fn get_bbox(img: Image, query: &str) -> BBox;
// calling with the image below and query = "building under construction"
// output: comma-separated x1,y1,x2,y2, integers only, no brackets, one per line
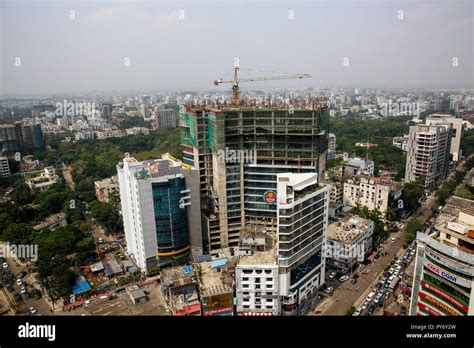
180,104,329,254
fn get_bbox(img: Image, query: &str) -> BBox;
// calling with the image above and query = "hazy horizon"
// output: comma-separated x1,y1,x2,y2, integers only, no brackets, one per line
1,0,473,96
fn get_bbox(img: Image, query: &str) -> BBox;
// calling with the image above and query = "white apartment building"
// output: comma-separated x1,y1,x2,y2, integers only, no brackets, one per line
343,177,402,213
426,113,464,162
326,216,374,271
0,156,10,177
96,129,124,140
327,133,336,160
341,157,375,177
393,135,409,151
410,196,474,316
405,123,451,190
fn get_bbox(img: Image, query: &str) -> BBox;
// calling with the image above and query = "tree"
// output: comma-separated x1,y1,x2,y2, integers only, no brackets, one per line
0,223,34,245
405,218,423,243
385,208,396,222
402,179,424,214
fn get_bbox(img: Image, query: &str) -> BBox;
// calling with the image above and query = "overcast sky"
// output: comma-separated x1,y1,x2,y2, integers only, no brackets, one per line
1,0,473,96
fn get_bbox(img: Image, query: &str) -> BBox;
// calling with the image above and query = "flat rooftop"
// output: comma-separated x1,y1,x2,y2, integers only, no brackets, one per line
196,256,234,297
328,215,373,244
237,224,277,265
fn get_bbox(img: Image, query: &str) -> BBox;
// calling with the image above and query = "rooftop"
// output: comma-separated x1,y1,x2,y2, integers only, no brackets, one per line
195,252,235,297
328,215,373,244
237,223,277,265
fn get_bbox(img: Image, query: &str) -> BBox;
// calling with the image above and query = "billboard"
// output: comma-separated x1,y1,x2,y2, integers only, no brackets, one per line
202,292,234,316
420,280,469,313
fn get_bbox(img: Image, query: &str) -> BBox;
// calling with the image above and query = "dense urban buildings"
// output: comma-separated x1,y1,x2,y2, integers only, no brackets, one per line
409,196,474,316
0,156,10,176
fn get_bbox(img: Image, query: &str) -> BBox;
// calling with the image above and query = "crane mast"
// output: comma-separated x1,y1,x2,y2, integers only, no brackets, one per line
214,65,311,107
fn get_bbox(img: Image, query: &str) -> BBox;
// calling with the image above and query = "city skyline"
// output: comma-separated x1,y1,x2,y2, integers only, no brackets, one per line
1,0,473,96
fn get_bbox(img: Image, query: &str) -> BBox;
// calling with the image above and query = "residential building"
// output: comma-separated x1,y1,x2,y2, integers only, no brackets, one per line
326,215,374,272
327,133,336,160
343,177,402,213
327,182,344,219
156,109,178,129
195,251,235,316
426,113,464,162
0,156,10,176
117,154,202,275
409,196,474,316
27,166,58,191
96,129,124,140
161,265,201,316
126,127,150,136
405,123,451,190
94,176,119,203
393,135,409,151
341,157,374,177
0,123,45,155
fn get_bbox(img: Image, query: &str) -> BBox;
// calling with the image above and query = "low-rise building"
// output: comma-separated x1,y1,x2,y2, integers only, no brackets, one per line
96,129,124,140
125,127,150,136
326,215,374,272
194,251,235,316
94,176,119,203
33,212,67,231
161,265,201,316
393,135,409,151
341,157,374,177
327,183,344,219
343,177,402,213
27,166,58,191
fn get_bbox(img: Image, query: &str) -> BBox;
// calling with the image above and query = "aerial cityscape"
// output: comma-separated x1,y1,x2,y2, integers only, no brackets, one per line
0,0,473,346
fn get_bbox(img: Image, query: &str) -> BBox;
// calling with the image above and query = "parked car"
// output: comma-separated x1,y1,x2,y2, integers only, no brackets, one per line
31,289,42,300
324,286,334,294
339,275,350,282
14,293,22,302
2,262,8,269
353,309,361,316
16,279,23,286
20,286,27,294
28,306,37,315
17,271,27,279
328,272,337,279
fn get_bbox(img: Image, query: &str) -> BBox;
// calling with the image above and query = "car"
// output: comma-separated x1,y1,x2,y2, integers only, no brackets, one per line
351,278,358,284
361,302,368,310
324,287,334,294
16,279,23,286
400,307,407,316
14,293,22,302
20,286,27,294
339,275,349,282
353,309,361,316
391,237,396,242
2,262,8,269
17,271,27,279
28,306,37,315
328,272,337,279
98,238,104,244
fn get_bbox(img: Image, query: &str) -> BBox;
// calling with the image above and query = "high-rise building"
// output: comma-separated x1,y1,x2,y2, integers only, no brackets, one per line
156,109,178,129
117,154,202,275
409,196,474,316
235,172,329,316
426,113,464,162
0,156,10,177
0,123,45,156
180,106,329,255
327,133,336,160
405,123,451,190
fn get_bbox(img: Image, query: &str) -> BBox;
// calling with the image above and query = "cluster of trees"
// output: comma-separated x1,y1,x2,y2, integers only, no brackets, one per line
116,115,151,129
435,157,473,207
404,218,424,243
329,115,410,178
401,177,425,214
462,129,474,157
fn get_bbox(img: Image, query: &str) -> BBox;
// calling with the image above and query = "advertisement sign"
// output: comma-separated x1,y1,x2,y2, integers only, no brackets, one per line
419,292,461,316
423,261,472,288
263,191,277,204
425,248,474,276
202,293,234,316
417,302,441,316
420,280,468,313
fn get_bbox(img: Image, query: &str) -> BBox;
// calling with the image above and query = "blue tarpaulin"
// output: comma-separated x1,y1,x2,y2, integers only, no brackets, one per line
210,258,228,269
72,275,92,295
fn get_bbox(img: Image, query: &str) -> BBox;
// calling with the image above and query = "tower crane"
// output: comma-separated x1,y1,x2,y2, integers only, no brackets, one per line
214,64,311,107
